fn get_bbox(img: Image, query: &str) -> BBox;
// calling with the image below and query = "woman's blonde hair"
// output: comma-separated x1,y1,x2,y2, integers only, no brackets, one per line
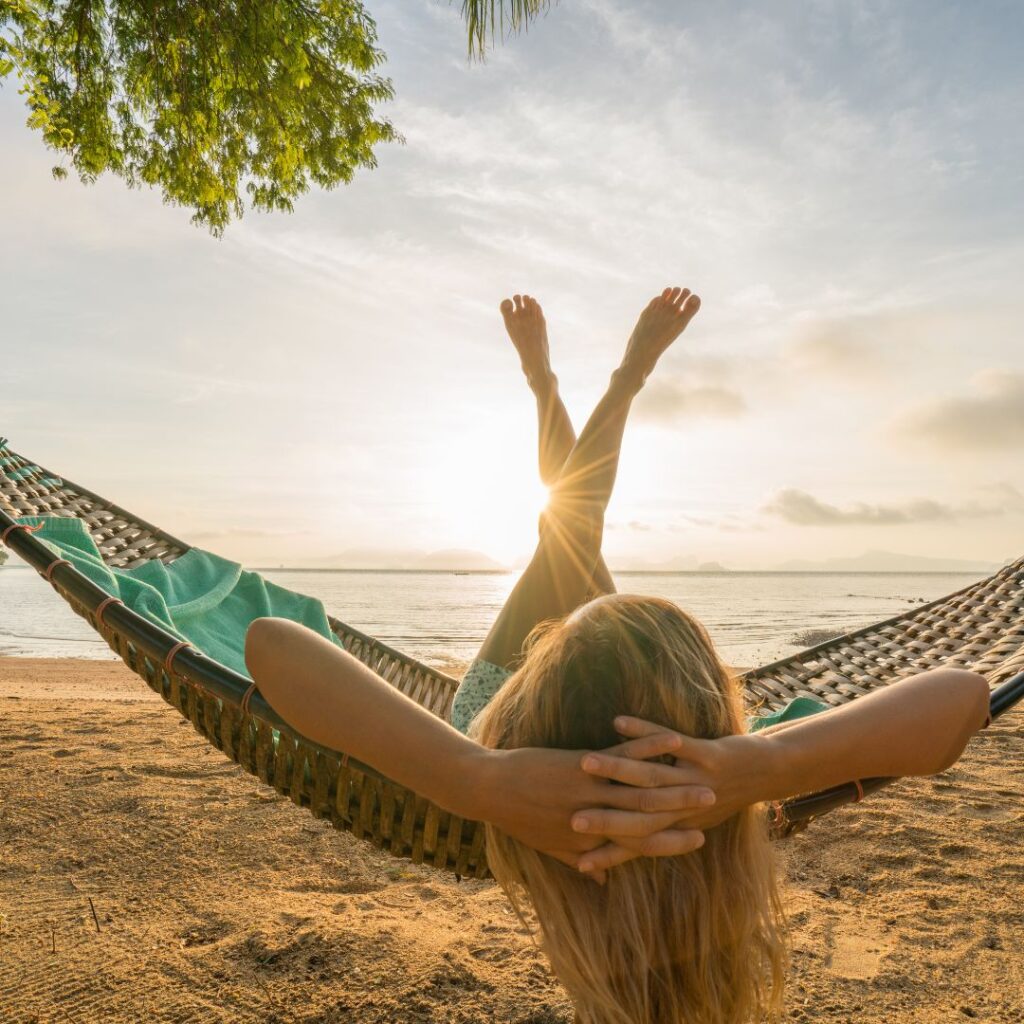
472,595,786,1024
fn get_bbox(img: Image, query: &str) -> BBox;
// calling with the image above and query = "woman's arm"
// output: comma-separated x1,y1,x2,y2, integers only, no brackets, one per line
572,667,990,870
244,617,710,861
751,666,990,798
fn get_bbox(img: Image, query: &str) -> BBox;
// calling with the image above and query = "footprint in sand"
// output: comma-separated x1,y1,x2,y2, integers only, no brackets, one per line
469,944,515,963
954,800,1019,822
826,919,892,981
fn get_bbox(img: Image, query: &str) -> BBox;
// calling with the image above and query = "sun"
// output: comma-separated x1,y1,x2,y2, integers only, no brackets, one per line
422,426,552,566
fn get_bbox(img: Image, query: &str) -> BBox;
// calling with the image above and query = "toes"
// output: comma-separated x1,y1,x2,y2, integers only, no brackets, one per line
660,287,673,302
674,288,691,310
679,293,701,322
668,287,682,306
513,294,523,311
500,298,514,317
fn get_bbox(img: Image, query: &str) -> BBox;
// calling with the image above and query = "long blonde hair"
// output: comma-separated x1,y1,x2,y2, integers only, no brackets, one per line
472,595,786,1024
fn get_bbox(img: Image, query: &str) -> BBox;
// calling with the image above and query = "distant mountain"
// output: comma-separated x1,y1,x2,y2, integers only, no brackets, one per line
282,547,1001,574
658,555,702,571
296,547,506,571
774,549,1000,573
613,555,701,572
296,547,421,570
411,549,506,571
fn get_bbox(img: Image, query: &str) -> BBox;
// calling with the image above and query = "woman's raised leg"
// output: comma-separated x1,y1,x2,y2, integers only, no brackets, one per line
501,294,617,597
473,286,701,675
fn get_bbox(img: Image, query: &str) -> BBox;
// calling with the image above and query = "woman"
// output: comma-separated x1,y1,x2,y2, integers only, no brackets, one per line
246,287,989,1021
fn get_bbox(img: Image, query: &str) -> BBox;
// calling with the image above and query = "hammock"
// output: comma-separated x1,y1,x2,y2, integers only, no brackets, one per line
1,439,1022,879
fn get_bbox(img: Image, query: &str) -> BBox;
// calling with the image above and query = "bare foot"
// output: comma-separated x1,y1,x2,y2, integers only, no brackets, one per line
500,294,553,390
619,287,701,389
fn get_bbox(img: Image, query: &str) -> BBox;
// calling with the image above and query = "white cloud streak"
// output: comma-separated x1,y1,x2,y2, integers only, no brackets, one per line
893,370,1024,452
764,485,1023,527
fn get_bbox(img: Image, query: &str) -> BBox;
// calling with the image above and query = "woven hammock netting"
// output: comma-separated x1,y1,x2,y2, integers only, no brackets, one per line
1,440,1022,877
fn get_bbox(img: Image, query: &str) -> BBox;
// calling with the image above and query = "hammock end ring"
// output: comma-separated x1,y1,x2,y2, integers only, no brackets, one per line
43,558,71,582
240,682,259,717
164,641,192,675
1,522,44,545
95,596,124,626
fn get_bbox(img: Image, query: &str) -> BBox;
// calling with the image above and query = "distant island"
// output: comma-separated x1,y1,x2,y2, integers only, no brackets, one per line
772,550,1000,573
258,547,1002,574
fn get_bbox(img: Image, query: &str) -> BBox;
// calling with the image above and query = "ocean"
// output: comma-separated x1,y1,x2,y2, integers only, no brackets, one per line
0,565,980,673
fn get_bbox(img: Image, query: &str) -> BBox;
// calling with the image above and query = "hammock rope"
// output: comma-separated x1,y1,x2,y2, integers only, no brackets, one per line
2,439,1022,878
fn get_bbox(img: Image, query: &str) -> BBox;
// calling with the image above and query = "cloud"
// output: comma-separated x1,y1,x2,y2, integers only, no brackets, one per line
782,307,944,380
669,513,765,534
396,101,558,172
605,520,653,532
786,318,881,377
188,527,311,542
578,0,693,69
730,283,783,311
670,515,716,530
763,486,1023,527
893,370,1024,451
636,380,747,423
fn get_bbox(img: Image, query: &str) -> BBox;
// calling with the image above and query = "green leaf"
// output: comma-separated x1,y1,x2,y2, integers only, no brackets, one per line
459,0,553,59
0,0,399,234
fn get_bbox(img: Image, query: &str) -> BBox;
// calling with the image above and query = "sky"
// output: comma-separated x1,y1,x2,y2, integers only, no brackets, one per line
1,0,1022,570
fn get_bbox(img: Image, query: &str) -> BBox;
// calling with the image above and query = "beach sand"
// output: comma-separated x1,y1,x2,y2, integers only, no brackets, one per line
2,656,1023,1023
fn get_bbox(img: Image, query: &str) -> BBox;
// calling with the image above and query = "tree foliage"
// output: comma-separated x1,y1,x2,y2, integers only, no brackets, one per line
460,0,552,59
0,0,398,233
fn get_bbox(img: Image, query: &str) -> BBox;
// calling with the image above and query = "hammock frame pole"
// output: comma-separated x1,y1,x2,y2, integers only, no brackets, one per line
776,669,1024,834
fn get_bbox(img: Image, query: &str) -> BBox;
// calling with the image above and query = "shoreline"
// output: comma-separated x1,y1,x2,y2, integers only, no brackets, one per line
2,657,1023,1022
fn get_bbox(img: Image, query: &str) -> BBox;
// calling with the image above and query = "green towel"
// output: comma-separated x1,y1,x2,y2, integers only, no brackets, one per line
748,695,828,732
20,515,338,678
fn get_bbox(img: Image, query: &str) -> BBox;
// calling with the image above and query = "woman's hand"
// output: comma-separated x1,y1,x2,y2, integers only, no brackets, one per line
574,667,991,873
469,743,714,878
571,717,774,872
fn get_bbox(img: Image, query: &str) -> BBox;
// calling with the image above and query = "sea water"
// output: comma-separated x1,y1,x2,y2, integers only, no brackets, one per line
0,565,980,672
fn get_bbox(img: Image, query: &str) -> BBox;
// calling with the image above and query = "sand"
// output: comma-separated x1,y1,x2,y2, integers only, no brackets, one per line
1,657,1023,1023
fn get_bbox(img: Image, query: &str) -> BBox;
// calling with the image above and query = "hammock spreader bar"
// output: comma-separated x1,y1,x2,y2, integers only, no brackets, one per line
1,439,1022,873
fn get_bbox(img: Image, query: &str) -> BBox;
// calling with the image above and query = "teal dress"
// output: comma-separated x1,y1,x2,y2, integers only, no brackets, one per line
451,659,828,735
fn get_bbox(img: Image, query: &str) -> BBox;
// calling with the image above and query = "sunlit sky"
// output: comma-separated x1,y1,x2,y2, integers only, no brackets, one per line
2,0,1022,570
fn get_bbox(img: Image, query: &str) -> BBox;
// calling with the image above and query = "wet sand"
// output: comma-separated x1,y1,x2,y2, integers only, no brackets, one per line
2,656,1023,1023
